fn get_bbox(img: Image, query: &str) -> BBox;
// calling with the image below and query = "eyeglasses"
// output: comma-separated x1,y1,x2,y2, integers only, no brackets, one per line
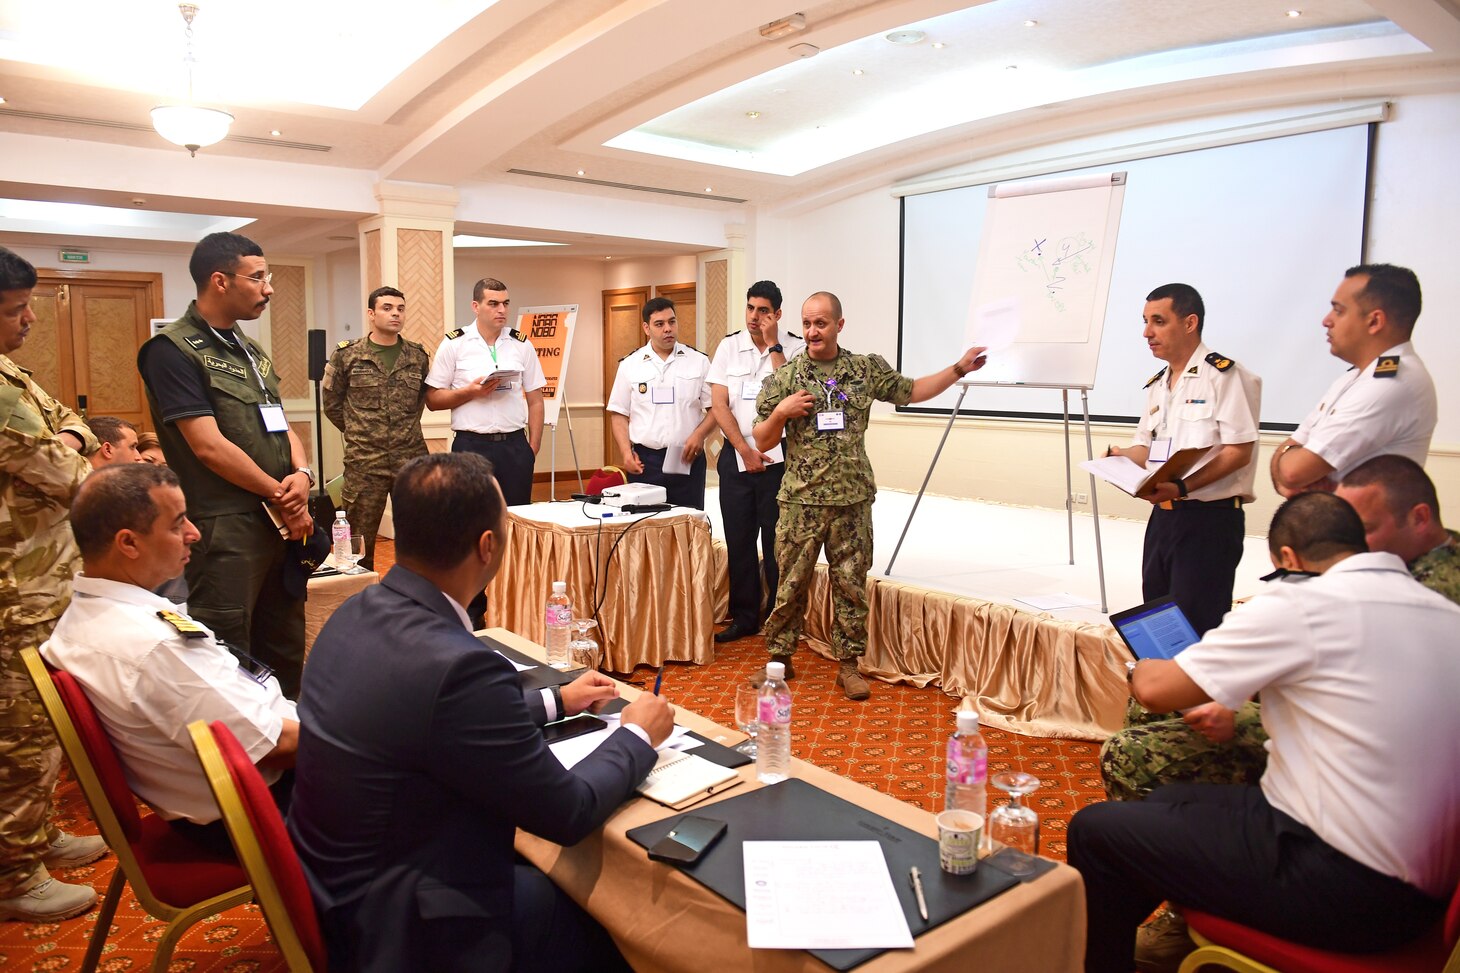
224,271,273,286
482,299,510,309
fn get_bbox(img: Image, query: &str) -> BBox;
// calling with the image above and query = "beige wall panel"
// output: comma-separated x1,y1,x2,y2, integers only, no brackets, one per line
364,229,382,295
704,259,727,341
270,265,310,400
398,228,445,353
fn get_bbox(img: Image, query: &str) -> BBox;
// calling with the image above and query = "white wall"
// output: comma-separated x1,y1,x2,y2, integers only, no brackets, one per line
749,91,1460,531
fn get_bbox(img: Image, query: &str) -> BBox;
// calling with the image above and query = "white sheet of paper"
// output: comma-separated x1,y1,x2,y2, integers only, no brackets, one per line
743,841,914,950
484,368,522,390
663,443,691,475
964,296,1021,354
736,442,784,472
494,650,534,673
1079,455,1150,495
1014,591,1098,610
549,714,692,769
1148,437,1173,463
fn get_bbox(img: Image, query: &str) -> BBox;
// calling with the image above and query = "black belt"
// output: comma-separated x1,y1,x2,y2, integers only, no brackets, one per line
456,429,523,442
1157,497,1243,510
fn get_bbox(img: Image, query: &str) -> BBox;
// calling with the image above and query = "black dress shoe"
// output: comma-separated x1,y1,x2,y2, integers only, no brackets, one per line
714,622,757,643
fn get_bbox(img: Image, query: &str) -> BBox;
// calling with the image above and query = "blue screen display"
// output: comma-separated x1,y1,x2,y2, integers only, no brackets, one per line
1115,601,1201,660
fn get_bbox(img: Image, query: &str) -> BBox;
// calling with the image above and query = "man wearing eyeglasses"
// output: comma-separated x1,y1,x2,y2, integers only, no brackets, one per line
138,232,314,698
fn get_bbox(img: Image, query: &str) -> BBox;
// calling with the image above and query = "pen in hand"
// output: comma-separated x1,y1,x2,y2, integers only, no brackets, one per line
653,666,665,695
909,866,929,922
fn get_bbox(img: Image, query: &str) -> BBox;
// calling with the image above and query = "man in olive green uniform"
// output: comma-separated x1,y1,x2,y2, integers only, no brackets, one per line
1102,453,1460,805
323,286,428,570
753,291,987,700
137,232,315,698
0,247,109,922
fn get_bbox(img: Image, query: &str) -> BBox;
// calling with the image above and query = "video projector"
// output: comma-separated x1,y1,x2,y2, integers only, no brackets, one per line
599,483,668,508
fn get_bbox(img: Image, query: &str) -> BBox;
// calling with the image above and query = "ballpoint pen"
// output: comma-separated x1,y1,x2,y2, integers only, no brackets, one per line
653,665,665,695
909,866,929,922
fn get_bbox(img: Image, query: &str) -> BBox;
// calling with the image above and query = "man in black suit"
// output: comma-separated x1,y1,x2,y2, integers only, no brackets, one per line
289,452,673,973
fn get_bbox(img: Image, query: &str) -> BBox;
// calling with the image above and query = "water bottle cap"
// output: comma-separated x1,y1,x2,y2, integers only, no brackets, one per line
335,510,347,520
766,661,785,680
955,709,980,730
552,580,566,592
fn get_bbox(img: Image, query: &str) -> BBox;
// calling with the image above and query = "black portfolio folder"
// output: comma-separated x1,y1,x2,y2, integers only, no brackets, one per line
477,634,582,690
595,697,753,769
626,777,1020,970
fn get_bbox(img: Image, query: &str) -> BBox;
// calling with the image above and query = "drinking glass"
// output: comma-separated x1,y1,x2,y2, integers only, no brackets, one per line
342,535,367,574
733,675,764,757
568,618,601,671
988,771,1041,875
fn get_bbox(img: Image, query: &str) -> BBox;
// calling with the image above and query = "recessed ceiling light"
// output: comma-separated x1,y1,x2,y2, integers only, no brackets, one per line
1286,8,1302,16
605,255,613,260
852,68,865,76
705,187,714,193
0,96,7,105
1023,19,1038,27
576,169,585,176
269,130,282,137
931,41,946,49
885,29,925,45
746,111,761,119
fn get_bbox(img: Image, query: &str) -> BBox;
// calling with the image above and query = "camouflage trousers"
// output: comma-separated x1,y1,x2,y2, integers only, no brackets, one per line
764,500,873,662
343,470,395,571
0,620,64,896
1100,696,1269,802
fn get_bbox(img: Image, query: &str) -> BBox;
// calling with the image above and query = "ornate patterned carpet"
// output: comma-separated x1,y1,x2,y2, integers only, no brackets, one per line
0,541,1108,970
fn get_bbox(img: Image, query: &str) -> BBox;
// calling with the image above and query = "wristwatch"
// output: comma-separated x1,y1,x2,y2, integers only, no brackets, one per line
295,466,316,488
767,343,784,355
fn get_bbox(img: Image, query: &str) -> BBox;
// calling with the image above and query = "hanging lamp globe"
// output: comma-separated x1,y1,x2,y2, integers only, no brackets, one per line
151,104,234,156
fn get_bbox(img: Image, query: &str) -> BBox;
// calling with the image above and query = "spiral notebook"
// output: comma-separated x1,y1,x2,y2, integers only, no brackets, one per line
637,749,743,810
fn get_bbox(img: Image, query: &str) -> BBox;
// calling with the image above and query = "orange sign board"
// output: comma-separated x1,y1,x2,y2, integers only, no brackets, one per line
515,305,578,425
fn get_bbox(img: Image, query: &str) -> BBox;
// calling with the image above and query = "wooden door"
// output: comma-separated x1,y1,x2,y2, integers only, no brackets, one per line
656,281,699,354
8,271,162,430
602,285,649,467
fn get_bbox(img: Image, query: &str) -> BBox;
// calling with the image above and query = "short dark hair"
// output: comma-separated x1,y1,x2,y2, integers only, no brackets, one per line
472,278,508,302
747,280,783,311
368,286,404,311
1268,492,1368,563
190,232,264,290
806,291,843,321
0,247,37,292
1346,263,1422,335
391,453,504,570
642,297,676,323
1341,454,1442,524
1145,283,1206,335
71,464,180,560
86,416,136,448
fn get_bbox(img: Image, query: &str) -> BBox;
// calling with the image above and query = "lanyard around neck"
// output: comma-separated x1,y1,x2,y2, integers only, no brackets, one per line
208,325,274,402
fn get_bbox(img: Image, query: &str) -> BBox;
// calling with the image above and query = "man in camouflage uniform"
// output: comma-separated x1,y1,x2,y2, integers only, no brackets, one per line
0,247,109,921
753,291,987,700
323,286,429,570
1103,453,1460,807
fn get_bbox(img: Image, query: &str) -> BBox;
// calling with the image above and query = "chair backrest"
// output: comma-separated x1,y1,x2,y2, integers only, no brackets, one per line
21,648,144,845
586,465,627,495
190,720,328,972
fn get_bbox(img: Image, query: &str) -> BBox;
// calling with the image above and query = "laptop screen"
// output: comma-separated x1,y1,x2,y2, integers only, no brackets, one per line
1110,597,1201,661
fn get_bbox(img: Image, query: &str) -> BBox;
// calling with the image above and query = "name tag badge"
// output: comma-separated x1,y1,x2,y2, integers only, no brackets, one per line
741,379,762,401
1148,437,1173,463
816,410,845,432
259,404,289,432
651,384,675,405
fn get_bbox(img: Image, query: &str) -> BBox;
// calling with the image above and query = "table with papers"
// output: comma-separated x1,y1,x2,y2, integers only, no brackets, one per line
483,502,725,671
491,627,1086,973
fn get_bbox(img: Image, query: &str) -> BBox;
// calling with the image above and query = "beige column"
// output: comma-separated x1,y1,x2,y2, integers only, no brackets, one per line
358,181,458,453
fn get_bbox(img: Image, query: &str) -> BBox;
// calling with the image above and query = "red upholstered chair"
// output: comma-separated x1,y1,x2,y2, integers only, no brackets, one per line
1177,874,1460,973
190,720,328,972
20,648,253,973
586,465,627,495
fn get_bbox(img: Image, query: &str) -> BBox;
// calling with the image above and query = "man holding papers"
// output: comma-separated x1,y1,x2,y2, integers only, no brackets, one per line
1107,283,1261,638
707,280,805,643
291,453,672,973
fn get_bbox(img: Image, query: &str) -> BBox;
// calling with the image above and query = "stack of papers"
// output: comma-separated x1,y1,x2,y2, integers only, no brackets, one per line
744,841,914,950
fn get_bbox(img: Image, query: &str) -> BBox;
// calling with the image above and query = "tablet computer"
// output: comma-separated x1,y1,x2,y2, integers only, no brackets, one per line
1110,596,1201,662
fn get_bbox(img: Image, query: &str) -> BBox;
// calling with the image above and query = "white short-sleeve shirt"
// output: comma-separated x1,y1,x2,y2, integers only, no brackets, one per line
706,330,806,439
40,575,296,824
1130,343,1262,502
606,342,711,449
425,323,548,434
1291,341,1437,480
1174,552,1460,897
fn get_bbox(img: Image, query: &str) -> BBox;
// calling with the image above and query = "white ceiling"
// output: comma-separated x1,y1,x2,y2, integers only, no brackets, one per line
0,0,1457,255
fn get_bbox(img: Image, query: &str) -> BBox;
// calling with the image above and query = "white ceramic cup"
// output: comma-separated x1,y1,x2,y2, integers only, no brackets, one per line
936,810,983,876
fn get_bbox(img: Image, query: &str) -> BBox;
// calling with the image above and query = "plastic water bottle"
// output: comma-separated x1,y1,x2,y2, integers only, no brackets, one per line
945,704,988,816
756,661,793,783
331,510,351,568
545,581,573,669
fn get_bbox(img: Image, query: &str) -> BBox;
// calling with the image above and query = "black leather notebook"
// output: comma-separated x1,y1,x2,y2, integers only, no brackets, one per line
626,777,1019,971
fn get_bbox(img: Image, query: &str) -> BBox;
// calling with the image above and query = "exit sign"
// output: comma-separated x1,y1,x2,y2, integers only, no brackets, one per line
59,249,89,263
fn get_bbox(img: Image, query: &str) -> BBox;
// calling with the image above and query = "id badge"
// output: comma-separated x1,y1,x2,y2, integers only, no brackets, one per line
1148,437,1173,463
651,384,675,405
740,379,762,401
259,403,289,432
816,410,845,432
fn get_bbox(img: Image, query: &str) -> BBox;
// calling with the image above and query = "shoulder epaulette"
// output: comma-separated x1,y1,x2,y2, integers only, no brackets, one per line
723,330,743,338
157,609,208,639
182,334,208,350
337,339,351,349
618,349,637,362
1143,367,1166,389
681,345,707,357
785,331,801,340
445,328,465,340
509,329,527,342
1204,352,1234,372
1373,355,1400,378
